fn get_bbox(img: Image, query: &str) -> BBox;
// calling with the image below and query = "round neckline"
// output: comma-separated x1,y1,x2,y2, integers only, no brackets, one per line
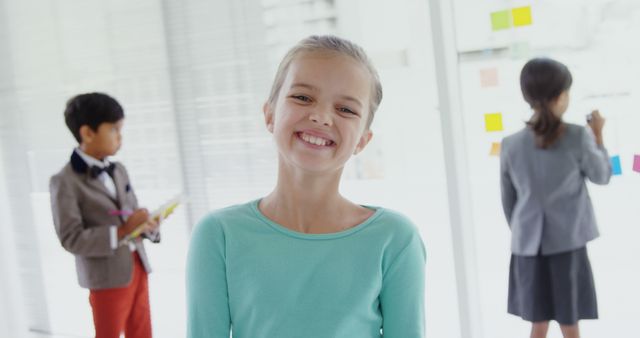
250,198,383,240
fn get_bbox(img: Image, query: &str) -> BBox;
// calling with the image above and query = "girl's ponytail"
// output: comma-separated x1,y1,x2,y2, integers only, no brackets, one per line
520,58,572,149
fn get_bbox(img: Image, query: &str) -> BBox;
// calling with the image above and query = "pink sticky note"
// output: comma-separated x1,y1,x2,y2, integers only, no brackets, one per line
480,68,499,87
633,155,640,173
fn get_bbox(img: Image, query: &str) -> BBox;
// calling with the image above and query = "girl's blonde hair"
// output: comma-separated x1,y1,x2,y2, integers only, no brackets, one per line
267,35,383,128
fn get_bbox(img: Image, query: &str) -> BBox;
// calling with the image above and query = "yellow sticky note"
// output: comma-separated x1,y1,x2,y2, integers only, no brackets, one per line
512,6,532,27
485,113,503,132
480,68,499,87
491,10,511,31
490,142,501,156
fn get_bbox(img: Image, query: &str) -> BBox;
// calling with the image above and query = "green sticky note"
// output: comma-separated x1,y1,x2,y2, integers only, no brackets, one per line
491,10,511,31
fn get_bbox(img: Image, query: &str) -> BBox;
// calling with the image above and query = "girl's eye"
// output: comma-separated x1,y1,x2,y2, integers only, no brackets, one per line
338,107,357,115
291,95,311,102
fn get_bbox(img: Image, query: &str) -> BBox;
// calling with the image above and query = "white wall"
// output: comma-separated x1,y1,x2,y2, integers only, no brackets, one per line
0,148,29,338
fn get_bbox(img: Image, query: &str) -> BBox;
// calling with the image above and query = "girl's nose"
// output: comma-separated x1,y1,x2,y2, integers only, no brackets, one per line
309,108,332,126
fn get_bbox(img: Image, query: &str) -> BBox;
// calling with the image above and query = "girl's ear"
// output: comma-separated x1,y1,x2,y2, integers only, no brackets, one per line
79,125,94,144
263,102,274,133
353,129,373,155
550,90,569,117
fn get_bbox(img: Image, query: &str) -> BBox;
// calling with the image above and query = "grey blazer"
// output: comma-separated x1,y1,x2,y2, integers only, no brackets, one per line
500,123,611,256
50,151,159,289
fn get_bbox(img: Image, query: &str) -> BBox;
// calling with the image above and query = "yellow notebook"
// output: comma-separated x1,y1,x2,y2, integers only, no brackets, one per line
119,196,184,245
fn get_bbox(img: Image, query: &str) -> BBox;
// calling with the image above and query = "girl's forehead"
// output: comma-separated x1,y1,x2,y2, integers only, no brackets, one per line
285,52,372,90
290,50,358,69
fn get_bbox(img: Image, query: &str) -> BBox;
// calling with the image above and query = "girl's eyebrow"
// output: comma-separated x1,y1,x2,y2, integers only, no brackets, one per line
290,83,363,108
291,83,316,91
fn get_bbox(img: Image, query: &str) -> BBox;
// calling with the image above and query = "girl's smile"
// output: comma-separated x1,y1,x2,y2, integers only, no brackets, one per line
296,130,336,148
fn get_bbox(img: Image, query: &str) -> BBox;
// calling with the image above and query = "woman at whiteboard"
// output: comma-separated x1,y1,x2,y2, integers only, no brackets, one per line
500,58,611,338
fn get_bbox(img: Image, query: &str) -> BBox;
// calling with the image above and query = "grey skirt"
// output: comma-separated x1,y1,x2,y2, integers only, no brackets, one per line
508,246,598,325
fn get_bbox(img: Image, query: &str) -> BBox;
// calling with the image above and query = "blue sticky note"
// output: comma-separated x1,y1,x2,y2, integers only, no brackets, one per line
611,155,622,175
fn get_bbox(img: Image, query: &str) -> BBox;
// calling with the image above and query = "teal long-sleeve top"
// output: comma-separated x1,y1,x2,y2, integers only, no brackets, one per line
186,199,426,338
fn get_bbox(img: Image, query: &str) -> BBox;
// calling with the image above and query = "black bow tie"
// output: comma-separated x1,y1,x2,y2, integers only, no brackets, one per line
89,163,116,178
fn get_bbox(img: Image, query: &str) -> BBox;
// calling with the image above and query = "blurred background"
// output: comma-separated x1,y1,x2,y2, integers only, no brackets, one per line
0,0,639,337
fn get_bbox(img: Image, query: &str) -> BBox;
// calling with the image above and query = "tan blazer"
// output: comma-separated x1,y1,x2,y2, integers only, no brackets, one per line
49,150,158,289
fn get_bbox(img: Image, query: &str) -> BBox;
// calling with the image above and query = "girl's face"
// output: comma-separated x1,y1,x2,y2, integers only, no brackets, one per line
551,90,570,117
263,52,373,174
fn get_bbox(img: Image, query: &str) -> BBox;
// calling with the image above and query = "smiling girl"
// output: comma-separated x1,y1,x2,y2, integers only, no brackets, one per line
186,35,426,338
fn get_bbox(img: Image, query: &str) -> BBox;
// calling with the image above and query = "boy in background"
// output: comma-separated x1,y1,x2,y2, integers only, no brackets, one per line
50,92,160,338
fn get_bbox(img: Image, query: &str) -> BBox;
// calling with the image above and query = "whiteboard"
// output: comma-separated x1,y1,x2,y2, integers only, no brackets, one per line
453,0,640,337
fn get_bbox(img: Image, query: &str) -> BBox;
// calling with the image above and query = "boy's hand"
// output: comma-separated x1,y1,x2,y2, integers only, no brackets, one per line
117,208,149,240
133,215,162,243
141,216,160,234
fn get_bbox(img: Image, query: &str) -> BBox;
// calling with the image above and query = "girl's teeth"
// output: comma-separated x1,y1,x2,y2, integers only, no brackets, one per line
302,133,329,146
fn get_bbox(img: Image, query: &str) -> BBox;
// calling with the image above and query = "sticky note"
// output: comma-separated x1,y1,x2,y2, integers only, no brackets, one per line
490,142,501,156
485,113,503,132
480,68,499,87
509,41,531,59
512,6,532,27
491,10,511,31
633,155,640,173
611,155,622,175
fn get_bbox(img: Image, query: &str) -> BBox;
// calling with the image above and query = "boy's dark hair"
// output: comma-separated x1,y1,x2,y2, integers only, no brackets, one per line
520,57,573,149
64,92,124,143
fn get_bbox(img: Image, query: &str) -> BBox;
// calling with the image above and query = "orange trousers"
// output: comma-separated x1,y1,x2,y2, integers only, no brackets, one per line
89,252,152,338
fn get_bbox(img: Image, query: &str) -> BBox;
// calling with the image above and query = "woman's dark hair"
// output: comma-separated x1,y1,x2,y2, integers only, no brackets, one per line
520,58,573,148
64,92,124,143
